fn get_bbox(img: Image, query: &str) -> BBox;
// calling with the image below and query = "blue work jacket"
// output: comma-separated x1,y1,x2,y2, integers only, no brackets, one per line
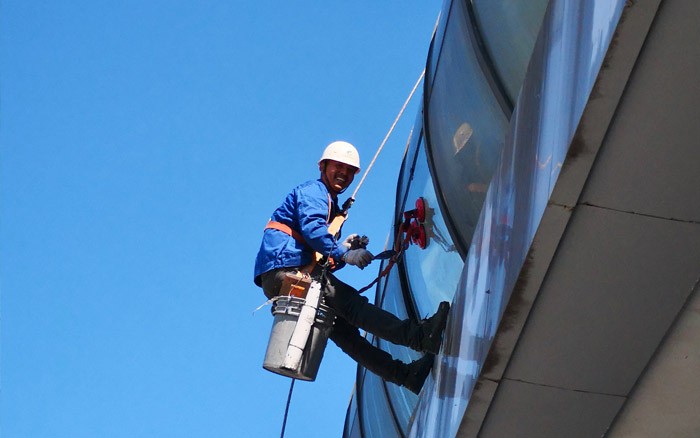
254,179,348,286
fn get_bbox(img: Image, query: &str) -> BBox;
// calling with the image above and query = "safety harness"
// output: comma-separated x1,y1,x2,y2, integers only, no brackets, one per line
264,221,306,246
264,195,428,295
263,192,340,274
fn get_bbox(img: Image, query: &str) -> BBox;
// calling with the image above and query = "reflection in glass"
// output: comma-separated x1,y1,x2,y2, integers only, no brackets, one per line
379,267,420,434
426,0,510,254
395,111,423,216
408,1,627,436
471,0,550,103
358,343,402,438
402,146,463,318
343,390,362,438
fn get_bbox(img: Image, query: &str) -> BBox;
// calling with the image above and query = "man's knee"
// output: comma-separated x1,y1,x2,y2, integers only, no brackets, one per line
323,274,367,311
329,318,362,353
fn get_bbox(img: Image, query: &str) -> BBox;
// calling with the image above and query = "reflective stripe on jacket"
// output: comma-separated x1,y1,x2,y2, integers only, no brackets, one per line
253,179,348,286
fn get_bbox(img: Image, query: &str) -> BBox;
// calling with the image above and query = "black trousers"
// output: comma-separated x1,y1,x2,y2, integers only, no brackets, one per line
260,268,414,385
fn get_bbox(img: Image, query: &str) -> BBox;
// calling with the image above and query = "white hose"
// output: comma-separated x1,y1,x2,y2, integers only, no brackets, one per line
282,280,322,371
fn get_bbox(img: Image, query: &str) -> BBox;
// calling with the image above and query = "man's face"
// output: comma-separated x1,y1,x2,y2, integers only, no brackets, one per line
320,160,357,195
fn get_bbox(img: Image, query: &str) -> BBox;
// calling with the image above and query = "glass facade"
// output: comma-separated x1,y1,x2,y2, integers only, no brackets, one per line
471,0,549,104
395,114,422,214
342,389,361,438
401,146,462,318
378,268,418,435
424,0,510,255
344,0,629,434
409,0,625,436
358,356,402,438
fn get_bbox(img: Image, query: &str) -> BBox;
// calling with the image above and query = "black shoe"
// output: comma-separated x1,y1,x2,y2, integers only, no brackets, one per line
419,301,450,354
403,353,435,394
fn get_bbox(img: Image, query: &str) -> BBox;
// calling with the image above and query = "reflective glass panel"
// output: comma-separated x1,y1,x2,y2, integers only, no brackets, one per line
408,1,627,436
426,0,450,87
358,339,402,438
342,391,362,438
402,146,463,318
379,267,421,434
471,0,550,103
395,112,423,219
426,0,510,253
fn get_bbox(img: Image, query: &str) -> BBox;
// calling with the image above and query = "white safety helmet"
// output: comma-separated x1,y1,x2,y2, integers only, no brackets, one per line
318,141,361,173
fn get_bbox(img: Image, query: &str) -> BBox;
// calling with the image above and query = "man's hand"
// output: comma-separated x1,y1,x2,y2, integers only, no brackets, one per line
343,249,374,269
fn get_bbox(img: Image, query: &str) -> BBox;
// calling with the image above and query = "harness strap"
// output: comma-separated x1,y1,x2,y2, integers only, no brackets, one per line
357,220,413,294
265,193,334,246
265,193,342,275
265,221,306,245
264,219,340,274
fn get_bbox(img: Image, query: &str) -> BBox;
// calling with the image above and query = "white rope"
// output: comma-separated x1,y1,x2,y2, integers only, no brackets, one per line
252,296,280,314
349,69,425,201
348,11,441,205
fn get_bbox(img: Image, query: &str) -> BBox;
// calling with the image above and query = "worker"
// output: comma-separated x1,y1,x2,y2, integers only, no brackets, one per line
254,140,450,394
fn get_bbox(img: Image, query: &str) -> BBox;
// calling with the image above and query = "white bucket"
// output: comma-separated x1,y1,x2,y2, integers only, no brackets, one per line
262,296,334,381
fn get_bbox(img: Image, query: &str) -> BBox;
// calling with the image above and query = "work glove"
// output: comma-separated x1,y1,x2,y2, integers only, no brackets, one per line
343,249,374,269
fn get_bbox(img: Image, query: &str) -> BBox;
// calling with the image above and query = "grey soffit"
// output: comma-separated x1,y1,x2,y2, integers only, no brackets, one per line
503,205,700,395
608,282,700,437
478,379,625,438
580,0,700,223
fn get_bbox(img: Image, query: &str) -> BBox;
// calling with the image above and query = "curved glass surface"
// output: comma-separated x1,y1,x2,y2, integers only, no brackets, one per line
471,0,549,103
408,1,626,436
395,112,423,220
426,0,449,91
425,0,510,254
378,267,420,434
357,335,402,438
342,389,362,438
346,0,626,435
402,145,463,318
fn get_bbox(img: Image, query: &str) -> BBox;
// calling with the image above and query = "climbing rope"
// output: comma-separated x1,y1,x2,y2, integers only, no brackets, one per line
348,69,425,205
348,12,440,206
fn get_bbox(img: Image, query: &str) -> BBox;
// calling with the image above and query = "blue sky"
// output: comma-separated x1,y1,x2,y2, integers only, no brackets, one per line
1,2,439,437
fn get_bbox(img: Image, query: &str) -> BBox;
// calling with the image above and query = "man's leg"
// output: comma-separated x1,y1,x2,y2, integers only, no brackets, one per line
323,272,450,354
329,317,434,394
